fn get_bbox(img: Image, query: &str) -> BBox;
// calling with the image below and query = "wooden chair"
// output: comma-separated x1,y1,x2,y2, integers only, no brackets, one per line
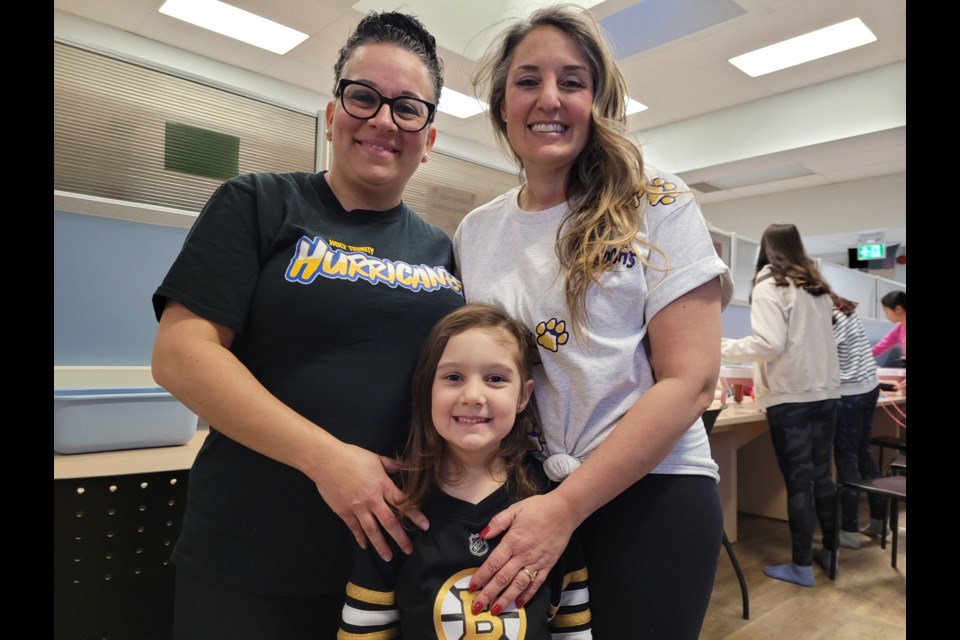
888,454,906,476
702,408,749,619
829,474,906,580
871,434,906,473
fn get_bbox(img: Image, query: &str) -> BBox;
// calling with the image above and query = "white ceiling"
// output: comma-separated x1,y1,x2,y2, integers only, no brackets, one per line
53,0,906,256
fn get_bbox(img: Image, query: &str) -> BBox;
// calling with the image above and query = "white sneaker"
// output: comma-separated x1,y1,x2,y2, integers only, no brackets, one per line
839,531,861,549
860,520,891,537
813,532,861,549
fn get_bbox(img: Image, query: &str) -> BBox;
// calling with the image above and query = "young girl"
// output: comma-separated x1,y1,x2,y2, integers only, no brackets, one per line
338,303,591,640
873,290,906,368
830,294,885,547
721,223,841,586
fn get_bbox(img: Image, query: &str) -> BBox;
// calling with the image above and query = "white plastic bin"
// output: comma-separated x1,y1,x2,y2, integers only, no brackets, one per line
719,365,753,386
877,367,906,384
719,365,754,404
54,387,198,454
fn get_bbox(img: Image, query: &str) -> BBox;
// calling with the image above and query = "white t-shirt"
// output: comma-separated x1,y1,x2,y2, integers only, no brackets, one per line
453,168,733,481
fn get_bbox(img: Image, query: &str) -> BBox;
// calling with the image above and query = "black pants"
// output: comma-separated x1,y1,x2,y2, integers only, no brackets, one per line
173,569,344,640
766,398,839,565
834,385,885,531
579,474,722,640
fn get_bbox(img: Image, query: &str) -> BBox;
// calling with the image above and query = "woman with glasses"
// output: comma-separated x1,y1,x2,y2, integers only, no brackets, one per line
151,11,464,638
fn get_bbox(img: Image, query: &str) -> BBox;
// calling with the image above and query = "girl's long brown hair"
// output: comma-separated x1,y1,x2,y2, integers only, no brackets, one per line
831,293,857,317
396,303,539,519
752,223,832,302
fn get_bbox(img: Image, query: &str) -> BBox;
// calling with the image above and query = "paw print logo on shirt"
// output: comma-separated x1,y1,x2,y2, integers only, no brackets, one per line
645,177,677,206
536,318,569,352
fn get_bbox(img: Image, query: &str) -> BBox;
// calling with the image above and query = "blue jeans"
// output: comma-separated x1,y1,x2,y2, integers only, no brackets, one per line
833,385,884,531
766,398,838,565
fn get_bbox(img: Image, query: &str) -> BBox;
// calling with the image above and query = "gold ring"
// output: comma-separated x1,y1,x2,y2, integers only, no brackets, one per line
521,567,538,581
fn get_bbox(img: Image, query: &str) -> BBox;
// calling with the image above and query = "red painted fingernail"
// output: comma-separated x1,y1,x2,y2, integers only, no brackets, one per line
471,600,484,615
468,583,478,593
516,598,525,609
479,526,490,538
491,604,502,616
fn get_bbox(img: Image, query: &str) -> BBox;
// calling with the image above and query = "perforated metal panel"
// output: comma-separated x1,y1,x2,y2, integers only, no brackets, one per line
53,470,189,640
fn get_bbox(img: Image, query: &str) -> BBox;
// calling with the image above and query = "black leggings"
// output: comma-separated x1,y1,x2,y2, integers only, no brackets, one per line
579,474,722,640
834,386,885,530
766,398,839,565
173,569,344,640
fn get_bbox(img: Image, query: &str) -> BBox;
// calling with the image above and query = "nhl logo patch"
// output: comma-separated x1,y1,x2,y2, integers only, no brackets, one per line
468,533,489,557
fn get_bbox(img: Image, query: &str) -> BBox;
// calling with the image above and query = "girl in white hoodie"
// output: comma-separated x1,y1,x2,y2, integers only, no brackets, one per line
721,223,841,587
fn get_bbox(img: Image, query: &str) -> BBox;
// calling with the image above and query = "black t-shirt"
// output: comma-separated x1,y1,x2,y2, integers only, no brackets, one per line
153,171,464,595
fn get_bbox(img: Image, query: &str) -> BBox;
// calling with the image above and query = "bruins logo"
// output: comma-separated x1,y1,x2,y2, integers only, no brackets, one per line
434,569,527,639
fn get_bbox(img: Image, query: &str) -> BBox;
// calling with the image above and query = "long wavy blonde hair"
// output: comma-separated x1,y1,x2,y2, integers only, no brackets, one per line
473,3,673,331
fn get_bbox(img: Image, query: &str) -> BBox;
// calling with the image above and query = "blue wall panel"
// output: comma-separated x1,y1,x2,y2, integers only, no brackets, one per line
54,212,903,370
54,212,188,365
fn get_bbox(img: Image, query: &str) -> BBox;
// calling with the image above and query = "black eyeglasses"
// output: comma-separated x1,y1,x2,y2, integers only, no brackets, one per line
336,80,436,133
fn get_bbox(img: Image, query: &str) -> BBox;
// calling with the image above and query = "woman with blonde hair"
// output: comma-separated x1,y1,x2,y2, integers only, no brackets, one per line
453,4,733,637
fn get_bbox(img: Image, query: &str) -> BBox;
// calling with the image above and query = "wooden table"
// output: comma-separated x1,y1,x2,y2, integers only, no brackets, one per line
54,427,208,480
708,392,906,541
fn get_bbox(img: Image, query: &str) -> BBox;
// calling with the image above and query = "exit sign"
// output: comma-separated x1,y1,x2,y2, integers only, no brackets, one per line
857,243,886,260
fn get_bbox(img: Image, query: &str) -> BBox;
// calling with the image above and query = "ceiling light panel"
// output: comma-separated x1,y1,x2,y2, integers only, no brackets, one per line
729,18,877,77
159,0,309,55
626,98,648,115
599,0,745,60
439,87,488,119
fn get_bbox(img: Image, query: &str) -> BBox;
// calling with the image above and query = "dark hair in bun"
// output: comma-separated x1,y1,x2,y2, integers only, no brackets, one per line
333,11,444,103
